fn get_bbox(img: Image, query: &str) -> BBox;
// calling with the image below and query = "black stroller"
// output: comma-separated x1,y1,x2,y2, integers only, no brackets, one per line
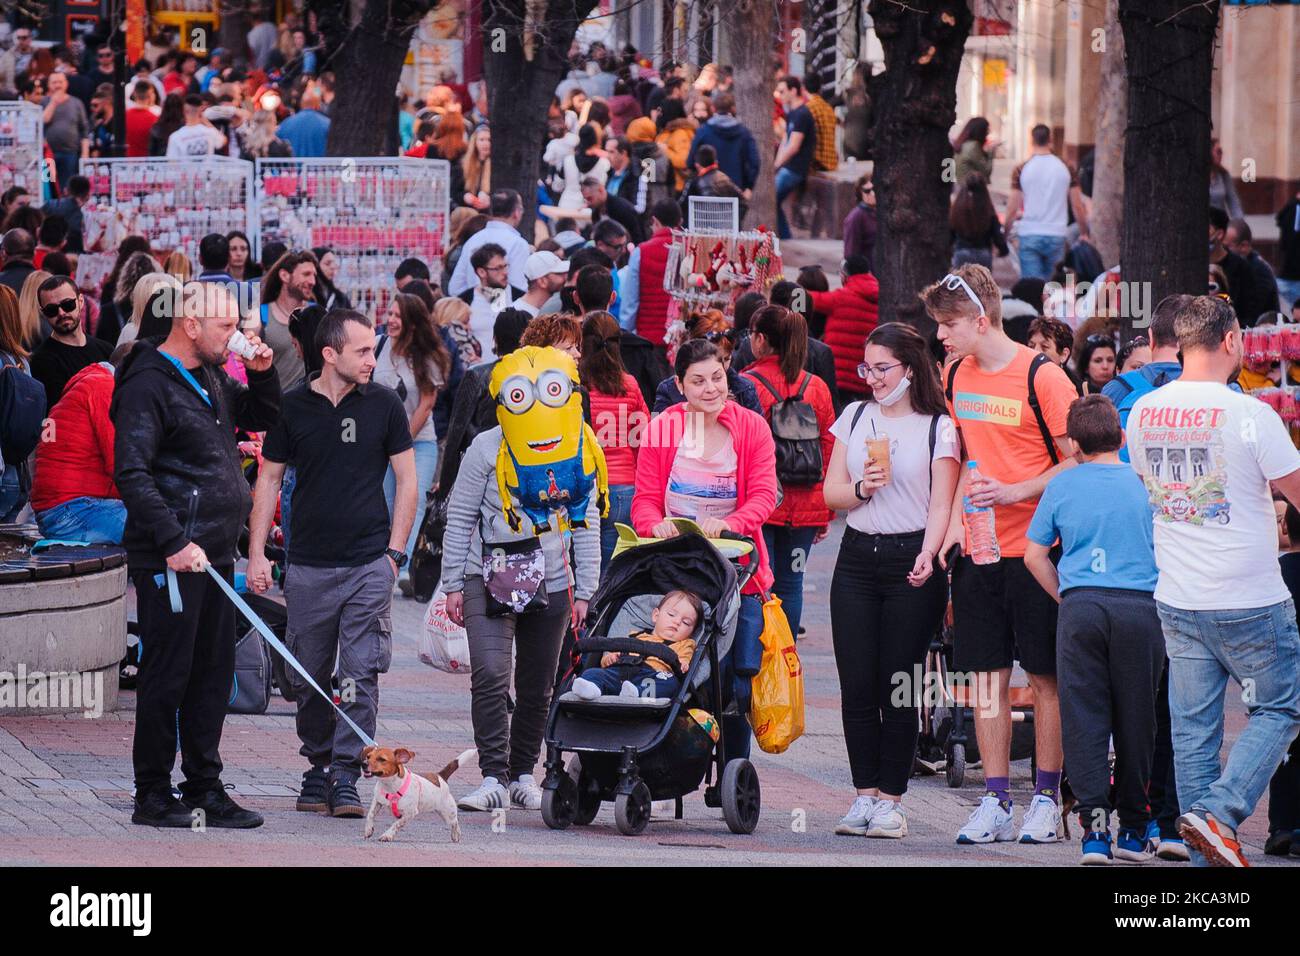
540,530,760,836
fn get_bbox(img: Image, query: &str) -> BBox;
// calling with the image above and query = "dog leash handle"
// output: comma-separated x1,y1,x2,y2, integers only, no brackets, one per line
205,565,378,748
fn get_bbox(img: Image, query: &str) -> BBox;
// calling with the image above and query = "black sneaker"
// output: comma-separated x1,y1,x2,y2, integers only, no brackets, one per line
297,767,330,813
1264,828,1293,857
181,788,264,829
131,790,196,828
328,774,365,818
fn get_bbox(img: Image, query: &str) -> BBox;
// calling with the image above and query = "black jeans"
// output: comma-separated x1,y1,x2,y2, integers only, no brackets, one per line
1056,587,1164,833
131,567,236,798
830,528,946,795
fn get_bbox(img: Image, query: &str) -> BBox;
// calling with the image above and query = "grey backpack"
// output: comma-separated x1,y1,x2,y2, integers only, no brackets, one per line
228,628,273,715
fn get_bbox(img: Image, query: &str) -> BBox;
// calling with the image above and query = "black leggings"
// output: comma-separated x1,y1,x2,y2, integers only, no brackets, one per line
829,528,947,795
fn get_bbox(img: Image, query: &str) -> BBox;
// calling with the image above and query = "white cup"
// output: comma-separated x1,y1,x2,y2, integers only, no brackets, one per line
226,329,258,361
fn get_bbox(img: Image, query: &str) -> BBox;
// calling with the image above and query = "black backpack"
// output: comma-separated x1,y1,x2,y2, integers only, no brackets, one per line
748,370,823,487
0,352,46,467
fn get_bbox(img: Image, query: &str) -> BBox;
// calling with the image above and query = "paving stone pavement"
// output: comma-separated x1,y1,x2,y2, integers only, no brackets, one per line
0,521,1285,867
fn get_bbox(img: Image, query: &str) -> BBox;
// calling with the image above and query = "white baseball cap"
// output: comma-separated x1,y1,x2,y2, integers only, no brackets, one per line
524,250,571,282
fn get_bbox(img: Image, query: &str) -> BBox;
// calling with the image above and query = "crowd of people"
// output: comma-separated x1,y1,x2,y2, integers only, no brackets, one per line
3,19,1300,867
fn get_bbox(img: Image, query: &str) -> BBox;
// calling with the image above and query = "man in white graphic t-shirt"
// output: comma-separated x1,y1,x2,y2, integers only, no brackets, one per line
1127,294,1300,867
166,95,227,158
1005,125,1089,281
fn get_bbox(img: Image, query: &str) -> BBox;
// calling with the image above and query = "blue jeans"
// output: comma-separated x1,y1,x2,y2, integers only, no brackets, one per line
775,167,805,240
279,465,297,561
52,152,80,191
384,439,439,560
579,662,681,699
1017,233,1067,281
599,484,635,573
722,593,763,763
762,524,817,638
0,466,25,522
1156,599,1300,862
35,496,126,543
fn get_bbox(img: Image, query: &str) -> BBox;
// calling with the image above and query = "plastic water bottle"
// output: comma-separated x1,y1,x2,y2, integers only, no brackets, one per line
963,460,1001,565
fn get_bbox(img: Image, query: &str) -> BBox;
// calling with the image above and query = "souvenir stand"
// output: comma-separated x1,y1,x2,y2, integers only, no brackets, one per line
0,102,46,207
254,157,451,324
1242,323,1300,447
660,225,782,349
75,156,255,294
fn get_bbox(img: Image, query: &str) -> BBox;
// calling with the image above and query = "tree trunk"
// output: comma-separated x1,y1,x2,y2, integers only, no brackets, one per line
1118,0,1220,337
481,0,599,240
218,0,250,65
1090,0,1125,269
867,0,972,334
728,0,776,232
322,0,431,156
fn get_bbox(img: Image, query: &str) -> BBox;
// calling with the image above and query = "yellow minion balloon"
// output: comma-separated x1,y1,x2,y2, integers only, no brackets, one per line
489,346,609,534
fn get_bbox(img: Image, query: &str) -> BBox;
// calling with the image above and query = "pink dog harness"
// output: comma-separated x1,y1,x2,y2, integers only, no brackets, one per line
385,771,413,818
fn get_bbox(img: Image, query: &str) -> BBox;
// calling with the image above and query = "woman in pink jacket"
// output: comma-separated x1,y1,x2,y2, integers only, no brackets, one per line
632,338,778,761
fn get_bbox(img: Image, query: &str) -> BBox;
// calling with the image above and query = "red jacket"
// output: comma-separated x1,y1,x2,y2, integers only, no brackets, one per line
810,272,881,397
31,362,118,513
632,400,778,594
635,227,674,349
743,355,836,528
588,372,650,486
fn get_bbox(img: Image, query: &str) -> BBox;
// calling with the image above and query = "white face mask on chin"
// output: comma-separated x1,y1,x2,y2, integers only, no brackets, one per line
876,375,912,407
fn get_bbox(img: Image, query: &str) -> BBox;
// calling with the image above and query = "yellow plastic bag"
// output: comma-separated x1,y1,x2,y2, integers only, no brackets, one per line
749,595,805,754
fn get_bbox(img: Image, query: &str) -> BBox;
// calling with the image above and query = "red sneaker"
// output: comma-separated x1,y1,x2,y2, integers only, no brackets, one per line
1177,810,1249,867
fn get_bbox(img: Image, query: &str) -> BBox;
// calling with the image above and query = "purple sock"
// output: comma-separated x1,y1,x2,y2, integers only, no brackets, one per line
1036,769,1062,802
985,777,1011,809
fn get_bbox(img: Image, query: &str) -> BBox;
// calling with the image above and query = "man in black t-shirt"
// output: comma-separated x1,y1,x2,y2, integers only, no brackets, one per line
30,275,113,411
248,309,417,820
774,75,817,240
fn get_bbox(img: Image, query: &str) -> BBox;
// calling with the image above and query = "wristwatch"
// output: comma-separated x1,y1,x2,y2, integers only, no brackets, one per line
854,480,872,502
385,548,408,569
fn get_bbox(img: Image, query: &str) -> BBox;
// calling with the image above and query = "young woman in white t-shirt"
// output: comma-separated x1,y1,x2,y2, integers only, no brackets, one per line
375,293,451,568
822,322,960,839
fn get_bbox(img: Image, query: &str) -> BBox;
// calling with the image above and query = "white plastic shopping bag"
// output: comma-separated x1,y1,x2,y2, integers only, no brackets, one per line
419,586,472,674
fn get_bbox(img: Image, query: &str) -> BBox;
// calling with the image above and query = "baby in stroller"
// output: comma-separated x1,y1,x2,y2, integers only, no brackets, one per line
570,591,703,701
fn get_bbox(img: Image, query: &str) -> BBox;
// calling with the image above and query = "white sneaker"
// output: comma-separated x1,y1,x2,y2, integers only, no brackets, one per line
571,677,601,700
865,800,908,839
956,795,1016,844
1017,794,1063,843
509,774,543,810
458,776,508,811
834,794,877,836
619,680,640,699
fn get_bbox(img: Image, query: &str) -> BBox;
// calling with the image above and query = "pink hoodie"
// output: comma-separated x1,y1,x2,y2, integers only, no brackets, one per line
632,400,778,594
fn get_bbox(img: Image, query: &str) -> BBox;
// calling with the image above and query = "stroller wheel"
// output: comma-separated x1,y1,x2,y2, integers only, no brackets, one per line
574,774,601,826
721,759,761,834
541,774,578,830
947,743,966,789
614,781,651,836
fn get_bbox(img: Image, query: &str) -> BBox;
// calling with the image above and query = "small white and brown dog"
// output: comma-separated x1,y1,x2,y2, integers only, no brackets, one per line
361,746,477,843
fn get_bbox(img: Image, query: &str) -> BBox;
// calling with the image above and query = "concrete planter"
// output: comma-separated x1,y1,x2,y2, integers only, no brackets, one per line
0,540,128,717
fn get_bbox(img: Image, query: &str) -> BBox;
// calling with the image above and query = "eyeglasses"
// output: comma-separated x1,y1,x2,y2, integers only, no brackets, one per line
41,298,79,318
940,273,985,316
857,361,903,381
861,185,874,194
483,263,508,273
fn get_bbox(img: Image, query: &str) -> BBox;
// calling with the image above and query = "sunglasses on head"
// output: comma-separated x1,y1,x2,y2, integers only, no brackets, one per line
701,329,734,344
940,273,985,315
41,298,78,318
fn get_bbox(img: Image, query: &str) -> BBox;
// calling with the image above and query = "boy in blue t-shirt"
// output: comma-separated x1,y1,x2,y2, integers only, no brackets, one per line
1025,395,1164,866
